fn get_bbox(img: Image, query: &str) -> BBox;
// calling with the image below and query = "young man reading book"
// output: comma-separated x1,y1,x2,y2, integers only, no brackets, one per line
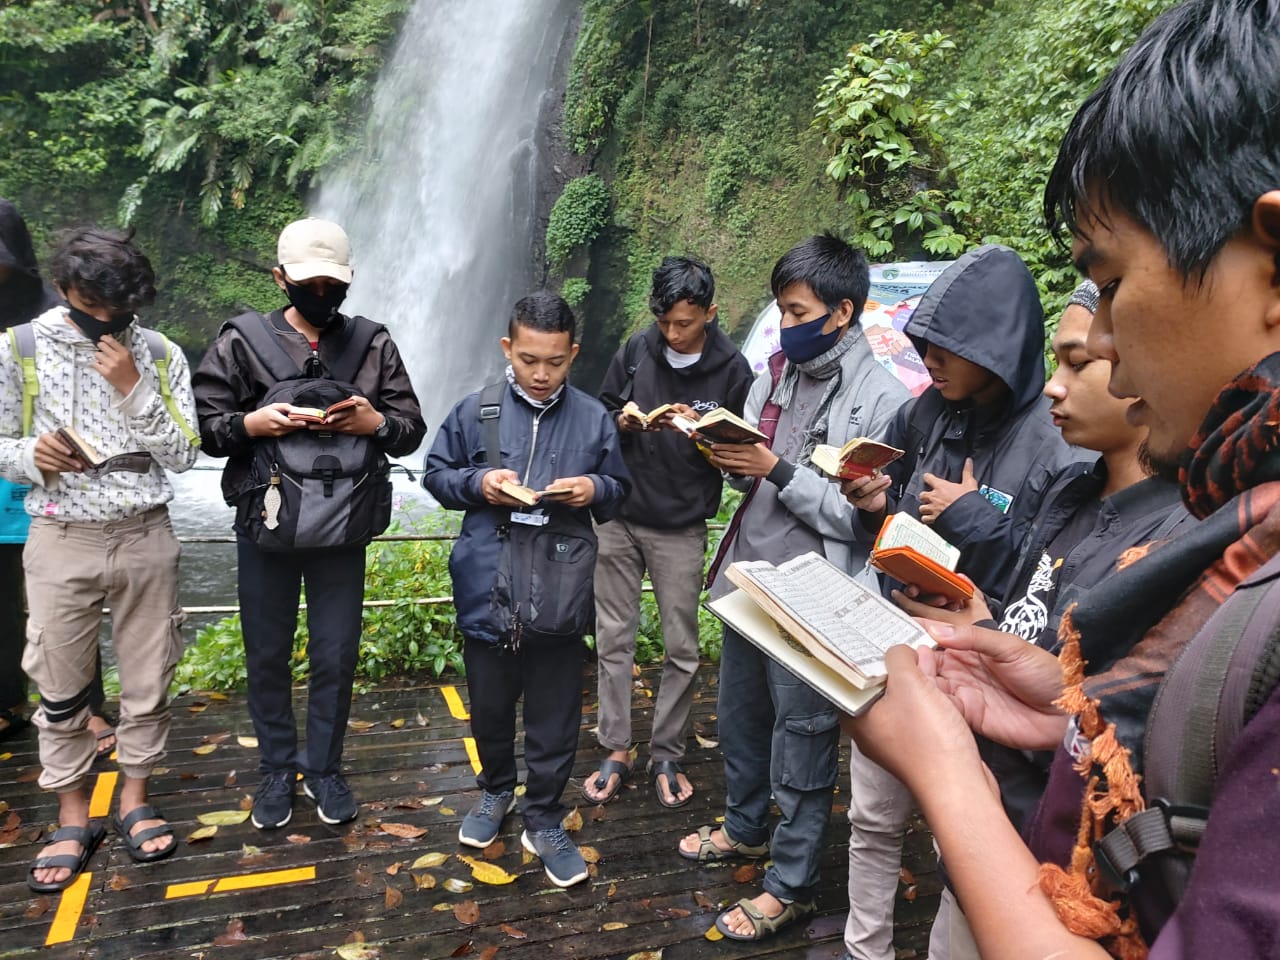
843,283,1192,960
0,227,200,890
424,292,630,887
676,234,909,942
587,256,752,808
194,218,426,830
848,2,1280,956
837,243,1075,960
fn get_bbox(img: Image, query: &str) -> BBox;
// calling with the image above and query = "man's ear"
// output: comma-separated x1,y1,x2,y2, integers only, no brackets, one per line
500,336,513,361
1253,192,1280,329
833,298,855,329
569,342,581,363
271,266,288,292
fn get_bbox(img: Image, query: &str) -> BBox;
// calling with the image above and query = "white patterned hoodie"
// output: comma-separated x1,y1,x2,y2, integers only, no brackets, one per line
0,305,199,522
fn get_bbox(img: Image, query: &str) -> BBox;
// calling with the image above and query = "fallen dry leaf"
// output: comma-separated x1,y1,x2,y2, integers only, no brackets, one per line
694,734,719,749
443,878,473,894
348,719,377,732
424,762,449,774
379,822,428,840
579,845,601,864
482,840,505,859
286,833,311,844
187,825,218,843
499,923,527,940
106,872,131,892
0,800,9,815
423,796,444,807
385,863,400,876
192,744,218,756
656,907,690,920
625,952,663,960
432,903,452,912
355,863,374,887
346,930,366,944
202,731,232,745
410,852,449,869
732,863,760,883
384,885,403,910
197,810,250,826
237,735,258,748
335,945,381,960
453,899,480,924
212,918,248,946
188,702,209,714
456,854,516,885
602,921,628,930
224,770,237,788
449,940,474,957
561,807,583,832
24,896,51,919
238,793,253,811
607,883,617,898
237,844,270,865
389,718,406,729
438,807,455,816
206,692,229,702
479,948,499,960
704,926,724,941
692,890,716,910
411,872,437,890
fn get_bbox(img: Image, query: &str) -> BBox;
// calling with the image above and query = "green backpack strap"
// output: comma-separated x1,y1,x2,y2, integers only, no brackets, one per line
138,328,200,447
7,324,39,437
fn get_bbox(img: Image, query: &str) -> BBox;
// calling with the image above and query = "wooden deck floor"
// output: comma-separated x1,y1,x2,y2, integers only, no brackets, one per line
0,661,938,960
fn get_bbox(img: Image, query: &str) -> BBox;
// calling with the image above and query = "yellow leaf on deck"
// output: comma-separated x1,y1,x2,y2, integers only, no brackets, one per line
579,845,601,863
432,902,452,912
456,854,517,885
336,944,382,960
423,797,444,807
602,921,628,930
192,744,218,755
237,736,258,748
197,810,251,826
390,718,406,729
187,825,218,842
705,926,725,941
437,807,455,816
562,807,583,832
626,952,663,959
206,692,229,702
410,852,450,869
694,734,719,749
348,719,377,731
412,872,437,890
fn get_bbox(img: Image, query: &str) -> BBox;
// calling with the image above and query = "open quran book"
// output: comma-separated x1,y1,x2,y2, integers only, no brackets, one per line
56,427,154,479
870,513,973,602
708,552,933,715
810,437,905,481
620,401,676,429
670,407,767,445
499,479,576,506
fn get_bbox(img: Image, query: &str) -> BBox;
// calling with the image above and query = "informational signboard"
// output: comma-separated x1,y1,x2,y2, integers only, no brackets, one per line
740,260,953,397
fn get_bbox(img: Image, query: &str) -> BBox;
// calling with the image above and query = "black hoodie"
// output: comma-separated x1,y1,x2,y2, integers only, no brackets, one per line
0,199,58,331
861,244,1079,594
599,322,754,528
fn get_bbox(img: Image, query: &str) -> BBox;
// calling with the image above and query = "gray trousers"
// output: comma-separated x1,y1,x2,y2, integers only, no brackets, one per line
592,518,706,762
22,508,184,791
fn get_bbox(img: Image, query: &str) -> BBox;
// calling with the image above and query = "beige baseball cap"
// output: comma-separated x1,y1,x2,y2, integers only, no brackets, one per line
277,218,353,284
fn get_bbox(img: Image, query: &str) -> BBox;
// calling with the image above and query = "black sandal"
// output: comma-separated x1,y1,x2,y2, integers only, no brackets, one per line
27,823,106,892
113,805,176,863
649,759,693,808
582,758,632,803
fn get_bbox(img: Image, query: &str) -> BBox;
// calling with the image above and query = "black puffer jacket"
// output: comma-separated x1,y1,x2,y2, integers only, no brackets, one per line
0,199,59,330
598,322,753,528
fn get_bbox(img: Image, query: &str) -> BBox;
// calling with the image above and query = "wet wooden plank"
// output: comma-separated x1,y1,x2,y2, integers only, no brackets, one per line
0,662,938,959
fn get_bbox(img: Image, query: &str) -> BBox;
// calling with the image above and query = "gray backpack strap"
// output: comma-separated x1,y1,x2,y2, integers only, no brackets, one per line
616,333,645,404
222,311,301,383
1093,551,1280,894
477,380,505,471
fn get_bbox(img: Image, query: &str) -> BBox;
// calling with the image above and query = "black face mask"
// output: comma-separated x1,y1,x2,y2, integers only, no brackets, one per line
67,305,133,344
283,278,348,329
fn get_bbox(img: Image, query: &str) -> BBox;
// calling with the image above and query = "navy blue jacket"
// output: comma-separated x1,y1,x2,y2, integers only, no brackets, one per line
423,381,631,643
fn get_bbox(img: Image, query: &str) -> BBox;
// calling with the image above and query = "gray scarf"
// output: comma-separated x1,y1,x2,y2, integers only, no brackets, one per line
769,326,860,466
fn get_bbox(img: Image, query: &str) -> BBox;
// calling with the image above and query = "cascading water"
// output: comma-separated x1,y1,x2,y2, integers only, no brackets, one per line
316,0,577,438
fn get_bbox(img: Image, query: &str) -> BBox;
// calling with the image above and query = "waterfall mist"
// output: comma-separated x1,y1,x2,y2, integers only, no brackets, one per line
316,0,576,440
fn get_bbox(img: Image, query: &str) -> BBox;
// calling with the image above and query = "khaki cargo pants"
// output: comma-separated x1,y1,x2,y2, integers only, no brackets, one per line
22,507,185,792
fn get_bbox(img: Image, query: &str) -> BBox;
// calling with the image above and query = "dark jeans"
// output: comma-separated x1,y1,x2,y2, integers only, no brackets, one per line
1,543,26,710
718,625,841,904
236,537,366,778
463,634,584,832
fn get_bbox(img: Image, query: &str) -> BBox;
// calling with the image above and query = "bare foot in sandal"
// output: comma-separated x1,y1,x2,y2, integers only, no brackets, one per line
583,749,632,803
678,825,733,858
88,713,116,759
650,760,693,806
720,892,786,938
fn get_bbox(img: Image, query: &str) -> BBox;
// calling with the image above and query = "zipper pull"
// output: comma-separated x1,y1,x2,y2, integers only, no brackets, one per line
263,464,282,530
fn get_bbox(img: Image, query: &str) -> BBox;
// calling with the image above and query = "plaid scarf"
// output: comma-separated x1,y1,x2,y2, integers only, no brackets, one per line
1036,352,1280,957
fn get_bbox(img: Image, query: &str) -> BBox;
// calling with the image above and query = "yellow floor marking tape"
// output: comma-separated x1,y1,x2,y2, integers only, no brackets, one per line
45,871,92,946
165,866,316,900
463,737,482,775
440,685,470,721
88,771,119,818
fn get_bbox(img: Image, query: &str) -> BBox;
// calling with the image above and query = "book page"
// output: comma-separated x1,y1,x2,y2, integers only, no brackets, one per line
499,480,539,506
730,553,930,676
878,514,960,569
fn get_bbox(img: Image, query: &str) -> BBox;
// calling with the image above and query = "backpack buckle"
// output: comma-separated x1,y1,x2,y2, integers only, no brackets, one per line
479,402,501,421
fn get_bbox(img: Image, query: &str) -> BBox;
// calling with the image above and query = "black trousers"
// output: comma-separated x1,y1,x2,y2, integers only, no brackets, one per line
236,537,366,778
463,634,584,832
0,543,26,710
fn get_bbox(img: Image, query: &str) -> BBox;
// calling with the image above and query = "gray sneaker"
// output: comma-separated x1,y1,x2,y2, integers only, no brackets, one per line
521,827,588,887
458,790,516,848
251,769,296,830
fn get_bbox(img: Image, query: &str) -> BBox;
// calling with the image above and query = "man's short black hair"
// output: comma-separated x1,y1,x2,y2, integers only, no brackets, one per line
1044,0,1280,278
649,256,715,317
509,291,576,342
51,226,156,311
770,233,870,316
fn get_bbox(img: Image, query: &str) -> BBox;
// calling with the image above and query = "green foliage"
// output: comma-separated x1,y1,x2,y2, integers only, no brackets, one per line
813,30,970,259
545,174,612,271
175,509,465,693
560,277,591,309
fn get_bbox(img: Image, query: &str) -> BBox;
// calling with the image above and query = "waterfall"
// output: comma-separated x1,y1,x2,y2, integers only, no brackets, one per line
316,0,576,439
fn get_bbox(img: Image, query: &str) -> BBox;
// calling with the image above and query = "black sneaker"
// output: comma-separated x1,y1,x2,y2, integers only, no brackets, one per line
521,826,589,887
458,790,516,848
251,770,296,830
303,773,357,824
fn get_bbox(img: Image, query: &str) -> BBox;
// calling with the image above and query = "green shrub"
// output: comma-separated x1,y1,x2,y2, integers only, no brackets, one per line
560,277,591,309
545,173,612,270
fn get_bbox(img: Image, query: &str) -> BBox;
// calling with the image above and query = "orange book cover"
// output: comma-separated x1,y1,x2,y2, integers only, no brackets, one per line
870,515,974,602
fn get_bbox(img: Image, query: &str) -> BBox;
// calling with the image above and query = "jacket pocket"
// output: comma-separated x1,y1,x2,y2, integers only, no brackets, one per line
779,709,841,792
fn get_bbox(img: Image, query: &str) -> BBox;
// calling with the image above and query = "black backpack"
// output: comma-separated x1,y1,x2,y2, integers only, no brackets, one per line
226,311,393,552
